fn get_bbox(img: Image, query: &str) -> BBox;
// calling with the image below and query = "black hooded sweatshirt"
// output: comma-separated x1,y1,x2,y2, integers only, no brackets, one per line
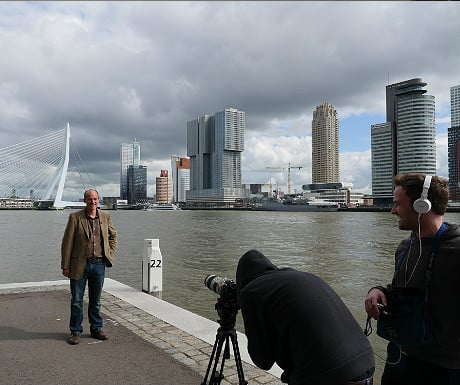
236,249,374,385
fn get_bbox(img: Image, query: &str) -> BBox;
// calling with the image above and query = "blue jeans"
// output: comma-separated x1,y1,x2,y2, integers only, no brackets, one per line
69,260,105,335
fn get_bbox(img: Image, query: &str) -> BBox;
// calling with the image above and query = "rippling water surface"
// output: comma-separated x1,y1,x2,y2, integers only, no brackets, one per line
2,209,459,383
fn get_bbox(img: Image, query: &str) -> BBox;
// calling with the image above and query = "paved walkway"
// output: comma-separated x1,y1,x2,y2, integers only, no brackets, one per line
0,279,283,385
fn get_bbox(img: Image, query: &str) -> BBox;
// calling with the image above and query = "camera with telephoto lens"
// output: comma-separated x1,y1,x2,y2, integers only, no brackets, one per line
202,275,248,384
204,275,237,302
204,274,239,329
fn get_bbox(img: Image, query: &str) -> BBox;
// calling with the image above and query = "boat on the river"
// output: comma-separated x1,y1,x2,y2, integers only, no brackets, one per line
251,197,339,212
144,203,181,211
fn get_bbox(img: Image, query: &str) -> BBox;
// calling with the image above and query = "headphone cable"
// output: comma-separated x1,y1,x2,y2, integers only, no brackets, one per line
405,213,423,286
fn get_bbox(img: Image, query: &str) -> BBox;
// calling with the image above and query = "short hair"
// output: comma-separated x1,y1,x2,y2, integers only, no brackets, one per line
83,189,99,200
394,173,449,215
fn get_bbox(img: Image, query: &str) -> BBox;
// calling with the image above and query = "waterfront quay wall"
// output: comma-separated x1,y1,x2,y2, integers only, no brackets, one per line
0,279,283,385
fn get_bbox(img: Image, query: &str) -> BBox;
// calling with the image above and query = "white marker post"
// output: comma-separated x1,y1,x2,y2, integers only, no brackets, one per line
142,239,163,298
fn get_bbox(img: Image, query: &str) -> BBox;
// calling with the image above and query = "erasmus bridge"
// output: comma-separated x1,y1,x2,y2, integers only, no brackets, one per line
0,123,93,209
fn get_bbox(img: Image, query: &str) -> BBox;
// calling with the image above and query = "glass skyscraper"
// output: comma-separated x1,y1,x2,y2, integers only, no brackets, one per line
371,122,394,198
127,164,147,203
120,141,140,200
371,78,436,204
186,108,246,206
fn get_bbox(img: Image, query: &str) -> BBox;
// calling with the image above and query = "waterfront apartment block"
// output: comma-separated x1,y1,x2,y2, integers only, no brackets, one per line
186,108,246,206
311,103,339,183
448,84,460,202
371,78,436,205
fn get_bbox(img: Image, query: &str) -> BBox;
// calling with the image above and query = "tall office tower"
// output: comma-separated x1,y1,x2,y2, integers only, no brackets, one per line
120,141,140,199
127,164,147,204
448,85,460,202
371,78,436,205
171,156,190,203
371,123,394,197
186,108,246,206
311,103,339,183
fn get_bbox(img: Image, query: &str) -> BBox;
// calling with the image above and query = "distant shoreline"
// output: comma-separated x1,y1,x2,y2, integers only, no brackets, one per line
3,206,460,212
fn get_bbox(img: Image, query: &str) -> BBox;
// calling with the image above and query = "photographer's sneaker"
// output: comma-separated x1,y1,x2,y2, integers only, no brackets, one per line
91,330,108,340
67,334,80,345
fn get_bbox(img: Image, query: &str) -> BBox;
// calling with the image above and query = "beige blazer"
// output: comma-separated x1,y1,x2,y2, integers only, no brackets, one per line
61,209,118,280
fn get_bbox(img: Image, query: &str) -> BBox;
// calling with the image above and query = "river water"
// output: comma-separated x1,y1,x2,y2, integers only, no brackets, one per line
2,209,459,383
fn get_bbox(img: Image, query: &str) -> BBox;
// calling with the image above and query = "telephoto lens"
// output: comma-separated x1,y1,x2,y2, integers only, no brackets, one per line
204,274,227,296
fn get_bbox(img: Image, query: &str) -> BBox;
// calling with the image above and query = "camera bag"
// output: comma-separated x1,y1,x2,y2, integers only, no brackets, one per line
376,287,430,347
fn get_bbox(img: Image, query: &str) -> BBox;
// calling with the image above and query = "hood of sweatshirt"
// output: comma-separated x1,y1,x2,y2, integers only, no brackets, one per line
236,249,278,301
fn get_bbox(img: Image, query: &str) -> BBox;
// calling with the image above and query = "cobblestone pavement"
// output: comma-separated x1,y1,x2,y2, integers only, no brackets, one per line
100,291,283,385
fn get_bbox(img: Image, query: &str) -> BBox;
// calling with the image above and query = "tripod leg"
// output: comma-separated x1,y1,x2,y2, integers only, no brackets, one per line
216,335,230,382
201,330,226,385
229,331,248,385
201,328,248,385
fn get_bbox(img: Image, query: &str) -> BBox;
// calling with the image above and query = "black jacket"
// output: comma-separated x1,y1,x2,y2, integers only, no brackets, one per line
236,249,374,385
386,222,460,368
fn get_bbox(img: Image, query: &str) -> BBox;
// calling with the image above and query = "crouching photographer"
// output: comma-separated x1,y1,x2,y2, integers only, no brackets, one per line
236,249,375,385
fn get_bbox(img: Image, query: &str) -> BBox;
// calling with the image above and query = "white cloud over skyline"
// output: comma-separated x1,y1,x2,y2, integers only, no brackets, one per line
0,1,458,199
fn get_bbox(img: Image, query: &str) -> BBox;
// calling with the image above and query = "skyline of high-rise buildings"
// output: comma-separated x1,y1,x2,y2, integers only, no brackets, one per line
113,80,457,206
1,77,457,205
371,78,436,205
311,103,340,184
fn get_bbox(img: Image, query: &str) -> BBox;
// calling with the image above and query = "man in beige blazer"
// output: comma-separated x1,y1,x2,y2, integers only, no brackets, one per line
61,189,118,345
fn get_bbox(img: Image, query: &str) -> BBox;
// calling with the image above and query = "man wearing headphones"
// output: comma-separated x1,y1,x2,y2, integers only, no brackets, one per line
365,174,460,384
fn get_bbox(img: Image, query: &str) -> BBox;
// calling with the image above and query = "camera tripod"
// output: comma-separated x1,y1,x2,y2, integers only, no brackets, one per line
201,299,248,385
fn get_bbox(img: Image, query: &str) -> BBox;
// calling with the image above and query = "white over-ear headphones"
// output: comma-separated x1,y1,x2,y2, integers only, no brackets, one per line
413,175,432,214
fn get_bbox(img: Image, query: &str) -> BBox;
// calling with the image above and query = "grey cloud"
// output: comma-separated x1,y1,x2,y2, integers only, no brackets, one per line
0,1,459,197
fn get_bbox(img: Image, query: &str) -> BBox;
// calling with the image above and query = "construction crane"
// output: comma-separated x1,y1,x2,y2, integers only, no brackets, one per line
261,178,277,199
266,162,303,195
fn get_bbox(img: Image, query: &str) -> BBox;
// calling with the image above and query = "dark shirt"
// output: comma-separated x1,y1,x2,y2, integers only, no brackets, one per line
86,212,103,258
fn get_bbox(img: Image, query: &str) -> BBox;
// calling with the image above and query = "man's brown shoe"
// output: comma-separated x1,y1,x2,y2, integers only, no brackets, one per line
67,334,80,345
90,330,108,340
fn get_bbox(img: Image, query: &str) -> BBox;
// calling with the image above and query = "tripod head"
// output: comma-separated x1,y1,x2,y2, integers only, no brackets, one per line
215,296,239,331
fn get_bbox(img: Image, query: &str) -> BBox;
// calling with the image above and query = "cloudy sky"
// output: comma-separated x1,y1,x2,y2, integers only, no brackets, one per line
1,1,459,200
